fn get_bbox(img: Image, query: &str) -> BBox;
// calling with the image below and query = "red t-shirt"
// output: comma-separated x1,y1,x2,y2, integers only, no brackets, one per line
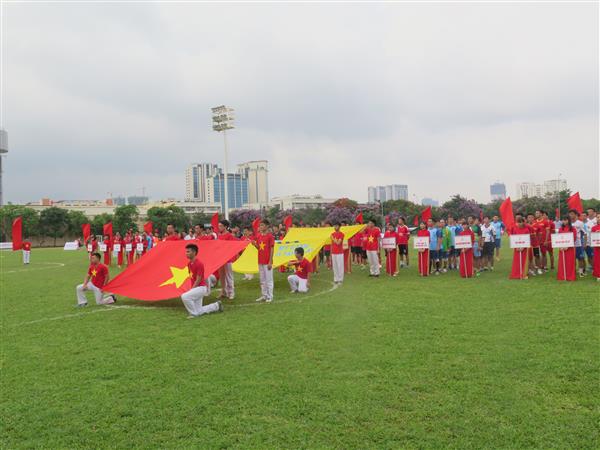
198,234,214,241
218,232,236,241
528,223,540,247
165,234,180,241
188,258,206,287
535,219,549,245
293,258,311,279
255,233,275,265
330,231,344,254
396,225,410,245
88,263,108,288
103,238,112,251
22,241,32,251
364,227,381,251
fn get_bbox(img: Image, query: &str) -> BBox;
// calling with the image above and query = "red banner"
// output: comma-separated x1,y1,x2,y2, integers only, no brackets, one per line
211,213,219,230
103,222,113,239
421,206,432,223
12,217,23,251
143,221,153,235
355,212,363,224
499,197,515,232
567,192,583,214
251,217,261,234
82,223,91,243
283,215,293,230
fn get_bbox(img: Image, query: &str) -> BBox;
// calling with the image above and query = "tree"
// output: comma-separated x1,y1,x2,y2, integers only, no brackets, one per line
325,207,355,225
229,209,262,229
146,205,189,235
92,213,114,236
190,212,214,228
332,198,358,210
39,207,69,246
67,210,89,237
113,204,139,234
437,195,481,220
0,205,39,241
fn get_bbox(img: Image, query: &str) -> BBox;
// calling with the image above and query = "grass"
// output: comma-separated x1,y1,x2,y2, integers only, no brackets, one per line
1,246,598,448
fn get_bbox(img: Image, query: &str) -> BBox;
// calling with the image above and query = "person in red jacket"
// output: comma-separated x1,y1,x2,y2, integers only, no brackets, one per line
383,222,399,276
22,240,32,264
557,217,577,281
416,222,430,277
75,252,116,306
509,217,530,280
102,234,112,266
458,221,475,278
592,223,600,280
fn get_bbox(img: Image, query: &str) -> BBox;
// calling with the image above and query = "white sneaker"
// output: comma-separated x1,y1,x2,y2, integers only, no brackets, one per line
255,296,265,302
290,290,297,293
265,298,273,303
537,269,543,275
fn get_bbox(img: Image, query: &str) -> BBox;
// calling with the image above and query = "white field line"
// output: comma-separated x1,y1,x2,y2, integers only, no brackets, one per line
2,262,66,274
9,279,339,327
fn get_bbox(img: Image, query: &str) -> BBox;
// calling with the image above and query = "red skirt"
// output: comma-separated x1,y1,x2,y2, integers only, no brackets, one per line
510,249,528,279
459,249,474,278
418,250,429,276
103,251,111,266
557,248,576,281
385,249,397,276
593,247,600,278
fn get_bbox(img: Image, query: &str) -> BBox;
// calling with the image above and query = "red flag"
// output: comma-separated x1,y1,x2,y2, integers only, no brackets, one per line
144,221,153,235
12,217,23,251
385,215,390,224
251,217,261,234
211,213,219,230
499,197,515,232
555,208,560,220
283,215,293,230
82,223,91,243
421,206,432,223
413,215,419,226
104,239,249,301
103,222,113,239
567,192,583,214
355,212,363,224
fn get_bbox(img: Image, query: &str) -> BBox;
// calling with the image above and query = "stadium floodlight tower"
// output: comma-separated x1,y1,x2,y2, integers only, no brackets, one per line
0,129,8,207
211,105,235,220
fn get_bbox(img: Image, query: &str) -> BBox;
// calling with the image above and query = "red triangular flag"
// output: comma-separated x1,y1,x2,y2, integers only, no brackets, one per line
211,213,219,230
283,215,293,230
567,192,583,214
144,221,153,235
12,217,23,251
499,197,515,232
103,222,113,239
251,217,261,234
555,208,560,220
82,223,91,243
413,215,419,226
355,212,364,224
104,239,250,301
421,206,432,223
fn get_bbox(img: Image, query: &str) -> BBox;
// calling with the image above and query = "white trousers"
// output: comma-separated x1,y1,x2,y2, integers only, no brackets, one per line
218,263,235,299
258,264,274,300
367,250,380,275
76,284,115,305
181,286,219,316
288,275,308,292
332,253,344,283
23,250,30,264
243,273,254,280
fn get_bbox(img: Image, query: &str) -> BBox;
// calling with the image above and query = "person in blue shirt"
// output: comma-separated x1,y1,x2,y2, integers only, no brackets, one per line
491,215,505,261
447,216,463,270
427,218,442,275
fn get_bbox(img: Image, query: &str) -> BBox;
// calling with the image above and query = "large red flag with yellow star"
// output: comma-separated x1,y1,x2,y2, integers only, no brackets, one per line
103,239,249,301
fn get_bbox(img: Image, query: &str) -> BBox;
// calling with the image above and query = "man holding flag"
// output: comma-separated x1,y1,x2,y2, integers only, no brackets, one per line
216,220,236,301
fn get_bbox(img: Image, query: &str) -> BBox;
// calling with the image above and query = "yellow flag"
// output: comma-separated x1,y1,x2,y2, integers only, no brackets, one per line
232,225,364,274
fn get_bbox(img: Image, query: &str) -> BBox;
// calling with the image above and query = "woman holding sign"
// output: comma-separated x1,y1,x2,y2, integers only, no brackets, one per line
591,223,600,280
113,232,124,268
383,223,399,276
509,217,530,280
102,234,112,266
416,222,430,277
557,218,577,281
457,223,475,278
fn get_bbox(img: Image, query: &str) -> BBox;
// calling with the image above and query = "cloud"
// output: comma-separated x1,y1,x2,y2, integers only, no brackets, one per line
3,2,598,205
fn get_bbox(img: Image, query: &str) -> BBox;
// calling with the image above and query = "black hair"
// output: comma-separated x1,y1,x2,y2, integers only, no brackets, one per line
91,252,101,259
568,209,579,215
261,219,270,226
185,244,198,254
295,247,304,256
219,219,230,228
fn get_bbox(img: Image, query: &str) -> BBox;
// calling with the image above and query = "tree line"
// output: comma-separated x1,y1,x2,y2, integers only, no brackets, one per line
1,190,598,245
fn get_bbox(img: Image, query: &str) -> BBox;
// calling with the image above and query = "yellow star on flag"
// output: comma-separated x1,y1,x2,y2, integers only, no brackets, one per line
297,265,303,273
368,236,374,243
91,269,97,277
259,242,266,250
159,266,190,288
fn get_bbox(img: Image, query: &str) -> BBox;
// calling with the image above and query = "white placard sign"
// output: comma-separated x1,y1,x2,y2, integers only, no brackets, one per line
551,232,574,249
63,241,79,251
342,240,349,250
125,243,132,252
99,243,107,252
591,232,600,248
136,243,144,252
382,237,397,249
413,236,430,250
113,243,121,252
455,235,473,249
87,244,92,252
510,234,531,249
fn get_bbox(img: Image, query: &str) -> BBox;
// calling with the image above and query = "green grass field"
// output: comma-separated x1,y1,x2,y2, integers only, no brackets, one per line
1,246,598,449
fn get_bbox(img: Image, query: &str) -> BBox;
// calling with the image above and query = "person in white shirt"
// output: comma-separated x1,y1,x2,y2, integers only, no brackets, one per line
585,208,597,271
568,209,587,277
480,216,496,271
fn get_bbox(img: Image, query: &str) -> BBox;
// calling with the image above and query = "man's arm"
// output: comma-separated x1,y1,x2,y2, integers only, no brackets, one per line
82,274,90,288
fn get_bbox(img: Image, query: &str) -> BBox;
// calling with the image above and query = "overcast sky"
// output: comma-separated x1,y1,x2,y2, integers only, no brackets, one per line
2,2,599,205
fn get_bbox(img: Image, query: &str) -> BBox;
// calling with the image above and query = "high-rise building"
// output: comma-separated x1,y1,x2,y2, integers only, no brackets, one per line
543,179,567,195
185,163,219,201
514,179,568,200
367,184,409,203
514,182,538,200
490,182,507,201
206,172,249,211
237,160,269,204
